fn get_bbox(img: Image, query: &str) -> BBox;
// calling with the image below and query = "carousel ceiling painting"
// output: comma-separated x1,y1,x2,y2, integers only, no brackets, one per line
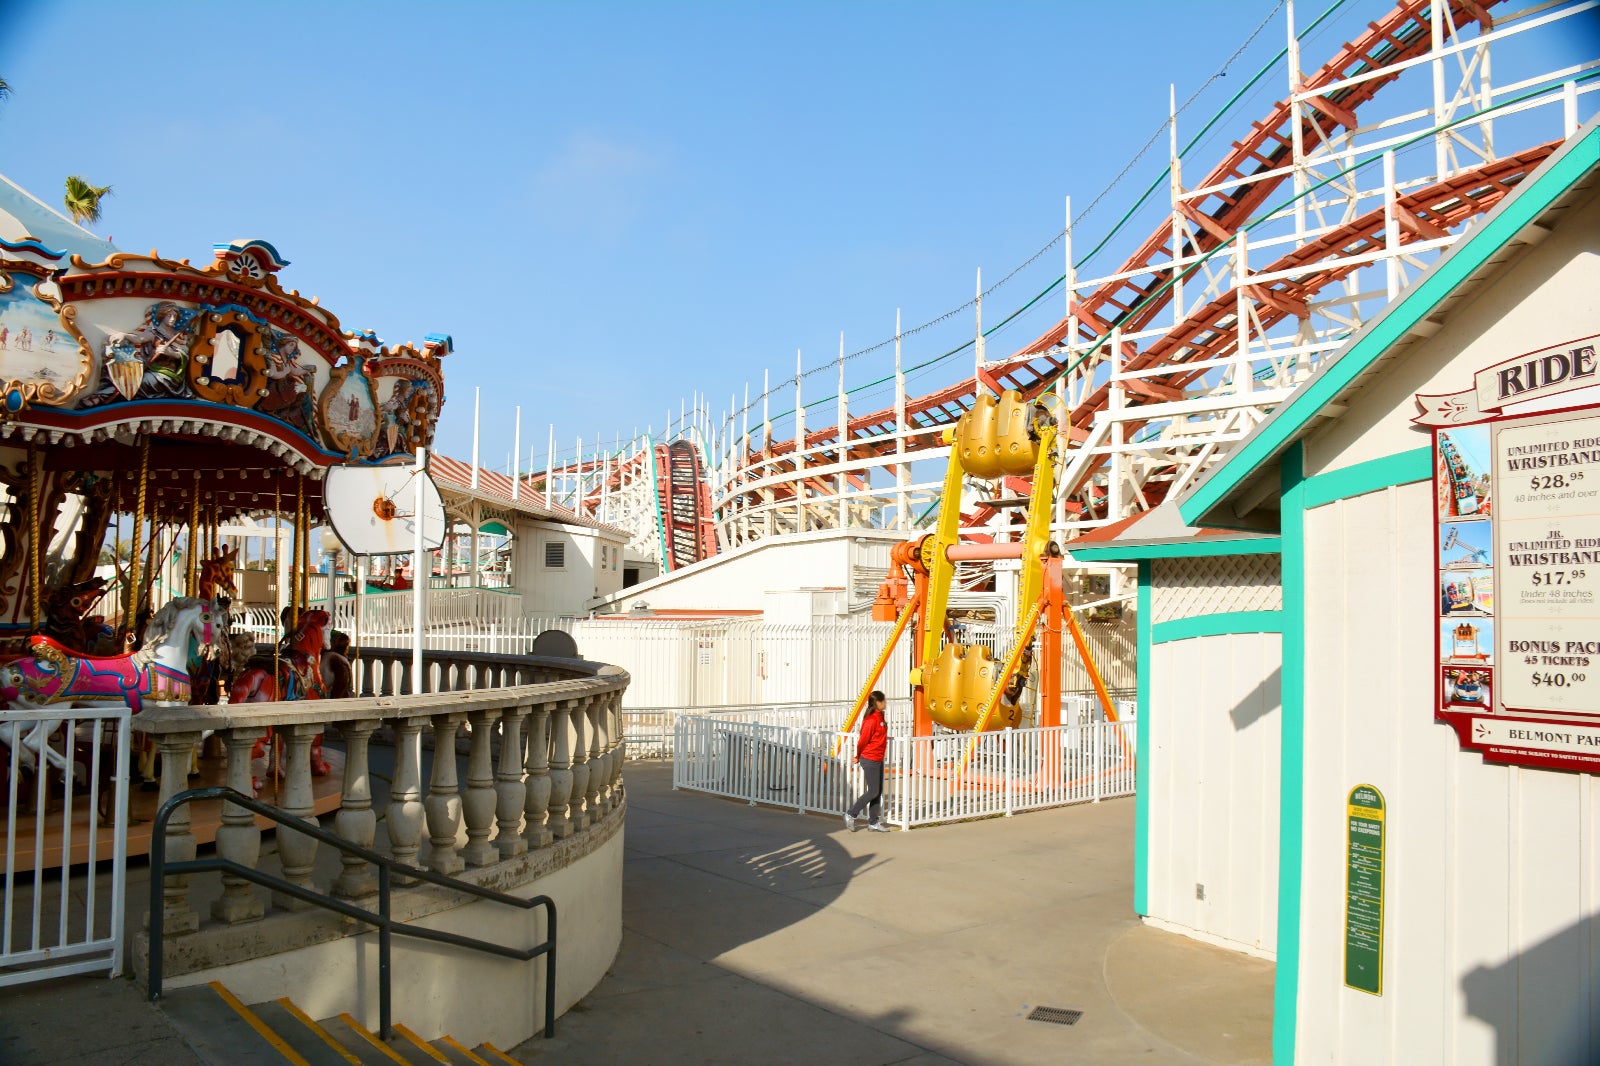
0,238,93,411
0,235,449,469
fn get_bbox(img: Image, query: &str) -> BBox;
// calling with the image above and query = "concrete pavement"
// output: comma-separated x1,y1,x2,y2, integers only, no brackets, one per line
510,761,1272,1065
0,759,1272,1065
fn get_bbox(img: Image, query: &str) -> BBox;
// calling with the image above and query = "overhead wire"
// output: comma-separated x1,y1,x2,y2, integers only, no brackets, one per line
538,0,1315,472
741,0,1319,434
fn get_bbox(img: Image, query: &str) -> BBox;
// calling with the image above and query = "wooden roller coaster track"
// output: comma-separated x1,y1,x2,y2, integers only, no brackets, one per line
554,0,1585,560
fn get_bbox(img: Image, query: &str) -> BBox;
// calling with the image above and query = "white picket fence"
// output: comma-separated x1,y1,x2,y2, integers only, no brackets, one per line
672,707,1137,829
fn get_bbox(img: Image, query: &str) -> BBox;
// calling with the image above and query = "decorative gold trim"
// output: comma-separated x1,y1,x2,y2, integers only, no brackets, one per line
60,251,347,369
317,359,380,460
189,308,270,407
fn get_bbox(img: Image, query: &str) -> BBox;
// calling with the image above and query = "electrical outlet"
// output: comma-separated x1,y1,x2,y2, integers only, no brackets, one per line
1195,883,1206,901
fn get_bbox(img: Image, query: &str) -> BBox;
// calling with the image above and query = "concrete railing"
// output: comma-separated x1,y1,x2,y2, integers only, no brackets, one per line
133,650,629,952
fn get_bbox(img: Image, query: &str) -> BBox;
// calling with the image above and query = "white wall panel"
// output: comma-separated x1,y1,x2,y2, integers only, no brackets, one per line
1148,631,1281,955
1298,481,1600,1065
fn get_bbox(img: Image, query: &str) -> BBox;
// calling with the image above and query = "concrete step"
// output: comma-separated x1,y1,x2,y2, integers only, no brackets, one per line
469,1042,522,1066
157,980,491,1066
247,999,362,1065
317,1013,422,1065
160,982,319,1066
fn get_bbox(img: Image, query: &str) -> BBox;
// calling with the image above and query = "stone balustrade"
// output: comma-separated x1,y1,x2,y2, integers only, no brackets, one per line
133,651,629,944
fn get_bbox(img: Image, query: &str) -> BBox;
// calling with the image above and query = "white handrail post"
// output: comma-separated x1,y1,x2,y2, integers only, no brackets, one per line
900,731,910,829
411,446,426,696
1004,729,1014,817
796,729,808,815
1093,724,1103,803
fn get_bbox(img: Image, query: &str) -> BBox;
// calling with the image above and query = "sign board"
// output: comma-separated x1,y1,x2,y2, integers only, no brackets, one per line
1344,784,1385,996
324,463,447,557
1420,334,1600,773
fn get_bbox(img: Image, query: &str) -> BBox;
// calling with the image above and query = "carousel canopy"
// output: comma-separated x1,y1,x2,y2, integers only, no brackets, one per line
0,172,117,262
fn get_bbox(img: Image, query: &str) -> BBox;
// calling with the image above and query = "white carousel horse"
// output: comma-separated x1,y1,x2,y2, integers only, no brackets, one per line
0,719,76,779
0,597,230,785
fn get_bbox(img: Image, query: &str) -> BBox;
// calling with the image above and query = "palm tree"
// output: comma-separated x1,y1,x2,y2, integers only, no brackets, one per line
63,175,112,227
0,74,11,102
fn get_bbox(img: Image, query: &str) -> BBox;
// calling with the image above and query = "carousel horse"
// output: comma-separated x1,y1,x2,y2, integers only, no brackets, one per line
42,576,111,653
232,608,334,778
0,597,230,788
0,719,77,780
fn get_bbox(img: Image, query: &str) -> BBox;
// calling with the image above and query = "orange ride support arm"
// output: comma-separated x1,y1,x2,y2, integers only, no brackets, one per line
834,582,923,756
1066,601,1117,723
910,566,932,739
1040,551,1064,728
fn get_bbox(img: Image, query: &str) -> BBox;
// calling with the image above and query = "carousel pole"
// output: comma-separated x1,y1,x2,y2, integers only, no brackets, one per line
290,477,303,626
187,473,201,597
353,553,364,686
28,447,42,632
141,517,159,617
113,484,124,624
273,475,282,682
129,436,149,633
294,475,305,618
411,446,426,695
300,474,311,615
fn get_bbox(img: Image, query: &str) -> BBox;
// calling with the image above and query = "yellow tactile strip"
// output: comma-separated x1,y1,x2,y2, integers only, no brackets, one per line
205,982,310,1066
392,1022,452,1063
274,998,362,1066
337,1013,412,1065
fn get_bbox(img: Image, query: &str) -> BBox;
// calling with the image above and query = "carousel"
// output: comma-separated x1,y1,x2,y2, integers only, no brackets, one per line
0,232,451,870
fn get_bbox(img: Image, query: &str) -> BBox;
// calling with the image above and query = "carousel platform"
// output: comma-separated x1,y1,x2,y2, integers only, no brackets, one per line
2,750,346,873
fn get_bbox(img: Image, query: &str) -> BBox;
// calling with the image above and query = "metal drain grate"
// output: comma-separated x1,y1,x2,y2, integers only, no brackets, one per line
1027,1006,1083,1026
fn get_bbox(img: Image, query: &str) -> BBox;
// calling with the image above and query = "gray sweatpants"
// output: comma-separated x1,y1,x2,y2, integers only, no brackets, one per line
849,758,884,823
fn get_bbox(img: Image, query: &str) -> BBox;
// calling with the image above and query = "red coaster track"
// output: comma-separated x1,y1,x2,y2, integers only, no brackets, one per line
657,440,716,570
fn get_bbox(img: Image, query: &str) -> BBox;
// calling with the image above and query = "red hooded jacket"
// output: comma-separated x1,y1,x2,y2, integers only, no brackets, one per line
857,709,887,762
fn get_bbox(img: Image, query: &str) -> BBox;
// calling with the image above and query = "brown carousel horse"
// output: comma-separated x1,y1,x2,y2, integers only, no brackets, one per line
232,607,340,778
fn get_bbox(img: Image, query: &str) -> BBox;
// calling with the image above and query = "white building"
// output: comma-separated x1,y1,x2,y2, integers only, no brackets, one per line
1085,118,1600,1063
431,455,628,615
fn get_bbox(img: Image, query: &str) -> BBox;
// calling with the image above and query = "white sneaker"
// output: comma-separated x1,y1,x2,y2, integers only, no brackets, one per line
843,812,856,831
867,822,889,833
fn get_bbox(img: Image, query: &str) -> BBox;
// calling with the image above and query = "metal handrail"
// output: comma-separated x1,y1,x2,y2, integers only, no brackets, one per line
147,786,557,1042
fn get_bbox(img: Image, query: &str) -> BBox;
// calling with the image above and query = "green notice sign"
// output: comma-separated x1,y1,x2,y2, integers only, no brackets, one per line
1344,784,1385,995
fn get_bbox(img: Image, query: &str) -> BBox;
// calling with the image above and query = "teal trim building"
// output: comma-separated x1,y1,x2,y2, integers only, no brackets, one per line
1090,118,1600,1064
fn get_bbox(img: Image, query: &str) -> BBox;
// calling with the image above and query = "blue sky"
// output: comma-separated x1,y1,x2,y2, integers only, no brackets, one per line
2,1,1593,472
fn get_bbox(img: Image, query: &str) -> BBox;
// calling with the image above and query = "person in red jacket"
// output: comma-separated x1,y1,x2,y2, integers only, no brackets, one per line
844,691,890,832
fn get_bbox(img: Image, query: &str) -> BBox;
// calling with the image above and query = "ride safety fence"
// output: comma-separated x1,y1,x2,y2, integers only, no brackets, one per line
238,598,1138,715
671,697,1137,829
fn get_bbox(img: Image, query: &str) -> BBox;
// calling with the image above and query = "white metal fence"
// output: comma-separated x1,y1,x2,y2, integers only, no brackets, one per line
236,596,1139,717
624,693,1132,761
672,709,1136,829
1,706,131,987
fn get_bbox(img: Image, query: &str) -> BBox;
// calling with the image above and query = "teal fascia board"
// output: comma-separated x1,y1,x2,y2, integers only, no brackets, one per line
1273,443,1307,1065
1152,611,1283,644
1070,537,1280,562
1134,560,1152,917
1180,123,1600,530
1302,448,1431,509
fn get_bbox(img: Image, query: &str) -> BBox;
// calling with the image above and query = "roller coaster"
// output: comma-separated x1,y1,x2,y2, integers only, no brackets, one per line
541,0,1597,593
